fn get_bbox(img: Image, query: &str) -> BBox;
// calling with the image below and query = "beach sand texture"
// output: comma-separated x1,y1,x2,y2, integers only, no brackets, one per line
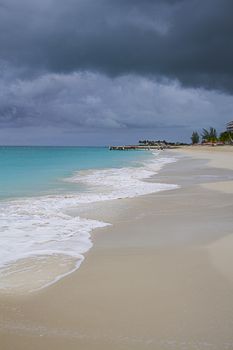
1,146,233,350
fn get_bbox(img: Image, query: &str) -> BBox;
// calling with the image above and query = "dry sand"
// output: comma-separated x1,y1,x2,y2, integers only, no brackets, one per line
1,146,233,350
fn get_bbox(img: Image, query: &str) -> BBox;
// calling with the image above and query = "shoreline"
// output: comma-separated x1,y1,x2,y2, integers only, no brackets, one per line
172,145,233,170
0,150,178,294
1,147,233,349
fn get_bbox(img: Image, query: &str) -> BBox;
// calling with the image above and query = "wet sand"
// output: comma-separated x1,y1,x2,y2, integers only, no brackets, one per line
1,147,233,350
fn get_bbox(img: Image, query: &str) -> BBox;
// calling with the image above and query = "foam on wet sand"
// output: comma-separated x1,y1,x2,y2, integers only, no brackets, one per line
0,152,178,293
1,146,233,350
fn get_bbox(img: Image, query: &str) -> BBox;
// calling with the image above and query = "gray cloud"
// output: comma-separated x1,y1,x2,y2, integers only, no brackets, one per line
0,0,232,92
0,72,232,136
0,0,232,145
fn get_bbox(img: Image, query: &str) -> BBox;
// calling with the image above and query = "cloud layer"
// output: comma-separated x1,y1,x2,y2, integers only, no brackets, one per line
1,0,233,92
0,0,232,144
0,71,232,144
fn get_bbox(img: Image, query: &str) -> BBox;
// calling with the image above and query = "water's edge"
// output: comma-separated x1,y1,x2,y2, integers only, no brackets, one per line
0,151,178,294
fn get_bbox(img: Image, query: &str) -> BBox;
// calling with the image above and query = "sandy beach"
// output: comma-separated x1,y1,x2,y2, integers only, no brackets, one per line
1,146,233,350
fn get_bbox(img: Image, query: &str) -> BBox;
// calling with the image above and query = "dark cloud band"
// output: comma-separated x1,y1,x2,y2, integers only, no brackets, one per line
0,0,232,92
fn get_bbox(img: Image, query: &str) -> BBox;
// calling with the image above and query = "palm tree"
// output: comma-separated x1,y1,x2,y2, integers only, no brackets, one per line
219,131,233,144
191,131,200,144
201,127,218,143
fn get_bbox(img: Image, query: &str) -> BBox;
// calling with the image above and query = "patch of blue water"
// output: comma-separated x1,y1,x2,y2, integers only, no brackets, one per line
0,146,153,200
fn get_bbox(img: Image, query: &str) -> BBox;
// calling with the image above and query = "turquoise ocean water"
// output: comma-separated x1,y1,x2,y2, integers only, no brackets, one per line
0,146,153,200
0,146,177,292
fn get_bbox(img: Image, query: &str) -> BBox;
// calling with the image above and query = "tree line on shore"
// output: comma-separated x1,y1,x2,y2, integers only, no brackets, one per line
138,140,187,146
138,126,233,147
191,127,233,145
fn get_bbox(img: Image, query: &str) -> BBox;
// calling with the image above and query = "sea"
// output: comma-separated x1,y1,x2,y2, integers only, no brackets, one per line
0,146,177,293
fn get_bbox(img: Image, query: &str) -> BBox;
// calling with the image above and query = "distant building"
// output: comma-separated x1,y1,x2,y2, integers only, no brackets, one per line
226,121,233,132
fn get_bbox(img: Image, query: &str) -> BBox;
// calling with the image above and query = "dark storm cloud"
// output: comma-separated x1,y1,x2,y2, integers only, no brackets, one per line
0,0,233,145
0,72,232,130
0,0,233,92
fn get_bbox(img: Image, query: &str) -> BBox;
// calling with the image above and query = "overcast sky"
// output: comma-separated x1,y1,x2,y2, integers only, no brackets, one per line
0,0,232,145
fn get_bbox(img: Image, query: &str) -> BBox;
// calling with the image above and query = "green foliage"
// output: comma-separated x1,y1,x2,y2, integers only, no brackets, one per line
191,131,200,144
219,131,233,143
201,127,218,143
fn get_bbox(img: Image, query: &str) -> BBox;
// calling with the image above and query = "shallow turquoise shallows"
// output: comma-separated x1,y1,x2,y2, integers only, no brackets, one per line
0,146,152,200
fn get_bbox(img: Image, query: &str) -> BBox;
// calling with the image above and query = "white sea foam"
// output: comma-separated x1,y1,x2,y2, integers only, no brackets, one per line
0,152,178,292
67,153,178,200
